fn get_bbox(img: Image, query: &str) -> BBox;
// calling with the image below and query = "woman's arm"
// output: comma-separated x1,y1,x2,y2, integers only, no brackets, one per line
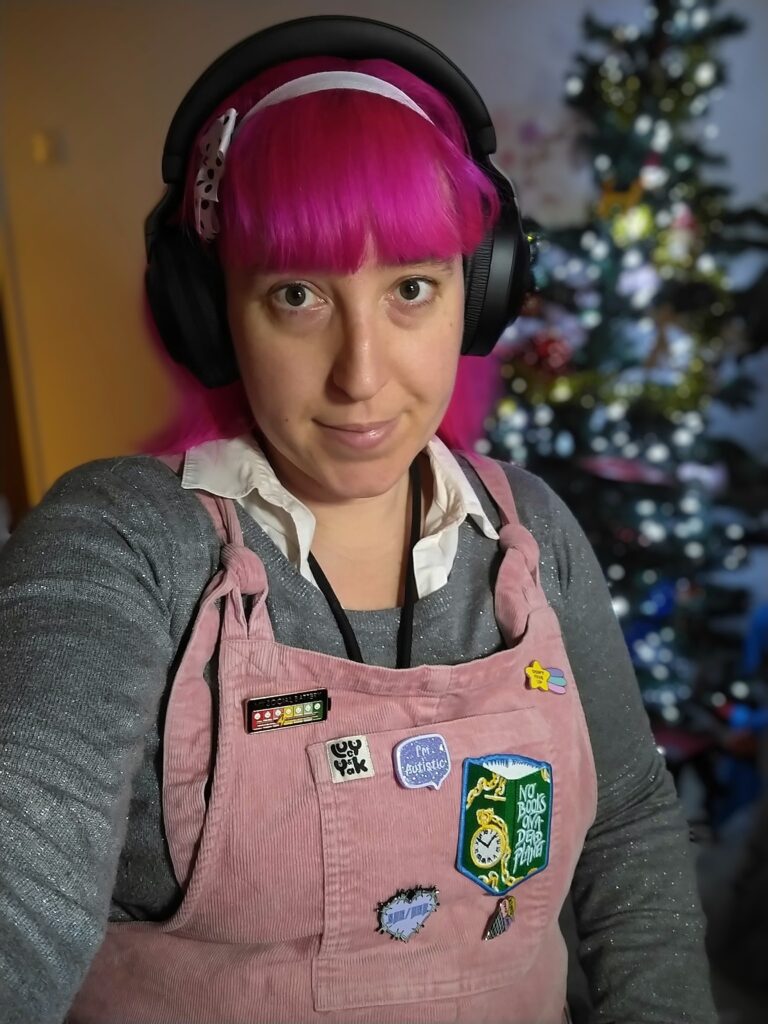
0,458,203,1024
512,467,718,1024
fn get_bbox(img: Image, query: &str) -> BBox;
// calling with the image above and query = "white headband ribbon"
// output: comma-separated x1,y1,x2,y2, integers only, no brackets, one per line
194,71,434,242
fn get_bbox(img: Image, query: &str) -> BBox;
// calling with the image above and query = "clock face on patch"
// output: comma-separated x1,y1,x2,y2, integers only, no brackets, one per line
470,825,503,867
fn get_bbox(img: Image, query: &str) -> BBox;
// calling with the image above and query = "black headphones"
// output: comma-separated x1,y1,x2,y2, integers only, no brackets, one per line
145,15,531,388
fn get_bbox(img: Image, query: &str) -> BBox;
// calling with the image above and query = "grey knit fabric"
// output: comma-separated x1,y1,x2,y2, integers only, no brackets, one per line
0,454,717,1024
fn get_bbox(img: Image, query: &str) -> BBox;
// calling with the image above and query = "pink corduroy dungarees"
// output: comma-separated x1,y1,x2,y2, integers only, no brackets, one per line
70,454,597,1023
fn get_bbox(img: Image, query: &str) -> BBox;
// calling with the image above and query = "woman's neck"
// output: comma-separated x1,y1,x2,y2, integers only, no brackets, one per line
310,475,410,553
307,455,431,610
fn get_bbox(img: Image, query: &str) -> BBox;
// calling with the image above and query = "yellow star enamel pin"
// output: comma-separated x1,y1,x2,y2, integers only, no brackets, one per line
525,660,551,691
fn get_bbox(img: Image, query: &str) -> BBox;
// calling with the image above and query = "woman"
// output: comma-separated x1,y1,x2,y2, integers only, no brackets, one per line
0,15,716,1024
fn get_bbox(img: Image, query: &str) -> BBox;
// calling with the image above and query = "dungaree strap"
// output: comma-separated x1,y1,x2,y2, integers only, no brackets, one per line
461,452,543,642
156,454,272,638
157,454,276,886
460,451,522,529
461,453,540,574
158,454,243,545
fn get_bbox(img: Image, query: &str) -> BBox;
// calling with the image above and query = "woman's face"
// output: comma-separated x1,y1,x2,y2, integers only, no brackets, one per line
225,254,464,506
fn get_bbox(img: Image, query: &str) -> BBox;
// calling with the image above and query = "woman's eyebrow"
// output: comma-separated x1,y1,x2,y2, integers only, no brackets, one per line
397,258,456,273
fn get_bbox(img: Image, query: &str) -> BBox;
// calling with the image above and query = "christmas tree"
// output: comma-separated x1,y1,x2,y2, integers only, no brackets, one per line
485,0,768,740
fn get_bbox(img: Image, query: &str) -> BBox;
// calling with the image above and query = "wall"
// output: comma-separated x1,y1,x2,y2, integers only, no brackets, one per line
1,0,766,501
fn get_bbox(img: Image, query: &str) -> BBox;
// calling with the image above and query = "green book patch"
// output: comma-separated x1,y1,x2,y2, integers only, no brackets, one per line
456,755,553,895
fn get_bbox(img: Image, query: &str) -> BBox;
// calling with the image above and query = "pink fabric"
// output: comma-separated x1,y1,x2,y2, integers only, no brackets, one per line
70,455,597,1024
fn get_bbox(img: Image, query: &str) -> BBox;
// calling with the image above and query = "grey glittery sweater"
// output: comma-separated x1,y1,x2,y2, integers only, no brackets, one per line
0,454,717,1024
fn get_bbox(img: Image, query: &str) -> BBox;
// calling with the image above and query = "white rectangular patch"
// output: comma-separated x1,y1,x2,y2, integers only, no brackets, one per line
326,734,374,783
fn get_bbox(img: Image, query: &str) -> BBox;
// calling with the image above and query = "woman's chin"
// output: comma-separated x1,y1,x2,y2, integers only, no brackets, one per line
277,452,413,507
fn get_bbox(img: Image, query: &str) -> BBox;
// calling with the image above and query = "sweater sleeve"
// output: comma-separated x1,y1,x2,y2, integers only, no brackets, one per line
510,465,718,1024
0,458,206,1024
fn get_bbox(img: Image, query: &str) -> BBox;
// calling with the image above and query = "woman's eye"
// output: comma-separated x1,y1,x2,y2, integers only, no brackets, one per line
271,283,321,310
396,278,436,305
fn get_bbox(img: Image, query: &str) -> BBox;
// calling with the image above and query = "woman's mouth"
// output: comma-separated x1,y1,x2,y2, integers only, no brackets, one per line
316,418,398,450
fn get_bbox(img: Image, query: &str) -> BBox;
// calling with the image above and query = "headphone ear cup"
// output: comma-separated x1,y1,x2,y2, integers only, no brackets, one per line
461,235,492,355
145,225,239,387
461,184,531,357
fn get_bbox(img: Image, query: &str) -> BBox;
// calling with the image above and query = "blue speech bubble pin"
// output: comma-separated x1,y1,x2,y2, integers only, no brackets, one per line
393,734,451,791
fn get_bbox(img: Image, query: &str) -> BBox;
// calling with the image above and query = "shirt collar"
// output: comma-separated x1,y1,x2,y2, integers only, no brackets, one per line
181,433,498,542
183,435,296,506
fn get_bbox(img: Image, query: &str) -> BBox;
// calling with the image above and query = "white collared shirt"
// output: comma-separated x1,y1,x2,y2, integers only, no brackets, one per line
181,434,498,599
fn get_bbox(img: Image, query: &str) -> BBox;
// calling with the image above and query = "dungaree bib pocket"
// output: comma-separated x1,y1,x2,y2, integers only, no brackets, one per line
306,706,561,1011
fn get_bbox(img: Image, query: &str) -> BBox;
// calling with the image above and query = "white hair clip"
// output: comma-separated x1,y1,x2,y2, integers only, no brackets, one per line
194,108,237,242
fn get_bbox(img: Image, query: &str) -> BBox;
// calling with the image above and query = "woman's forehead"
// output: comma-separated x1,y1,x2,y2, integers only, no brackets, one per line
247,255,460,280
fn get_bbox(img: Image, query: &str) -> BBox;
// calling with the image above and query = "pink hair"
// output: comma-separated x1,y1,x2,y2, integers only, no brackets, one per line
144,56,501,454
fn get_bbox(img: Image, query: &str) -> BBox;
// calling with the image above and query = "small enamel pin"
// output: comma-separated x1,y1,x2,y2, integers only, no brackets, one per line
245,688,330,733
483,894,516,940
376,886,439,941
393,734,451,790
524,660,567,694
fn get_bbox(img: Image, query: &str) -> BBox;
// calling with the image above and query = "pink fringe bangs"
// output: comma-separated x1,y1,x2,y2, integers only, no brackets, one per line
144,56,502,454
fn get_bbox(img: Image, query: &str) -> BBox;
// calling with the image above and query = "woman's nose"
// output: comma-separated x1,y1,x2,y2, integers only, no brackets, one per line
329,314,389,402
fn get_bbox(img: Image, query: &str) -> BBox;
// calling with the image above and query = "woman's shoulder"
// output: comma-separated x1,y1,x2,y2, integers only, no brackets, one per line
46,452,181,496
3,454,220,587
451,451,596,601
453,450,570,529
35,453,202,525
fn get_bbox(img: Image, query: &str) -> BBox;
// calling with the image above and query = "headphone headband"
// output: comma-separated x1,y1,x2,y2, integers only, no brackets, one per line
160,14,497,186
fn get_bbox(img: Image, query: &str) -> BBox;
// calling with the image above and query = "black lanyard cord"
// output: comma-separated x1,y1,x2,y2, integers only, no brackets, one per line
306,553,365,663
307,457,422,670
397,457,421,669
